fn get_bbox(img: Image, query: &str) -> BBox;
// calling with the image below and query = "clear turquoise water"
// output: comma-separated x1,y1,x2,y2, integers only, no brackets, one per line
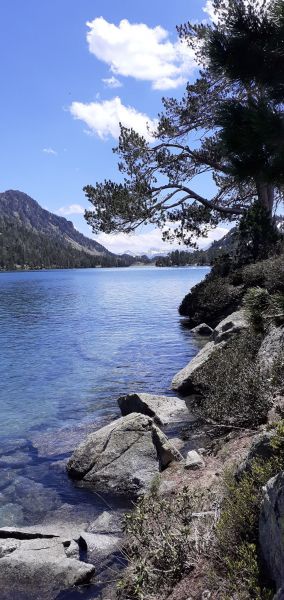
0,266,209,597
0,266,209,440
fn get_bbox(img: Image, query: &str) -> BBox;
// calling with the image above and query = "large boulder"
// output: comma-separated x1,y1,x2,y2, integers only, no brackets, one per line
213,310,248,344
172,310,248,395
67,413,182,498
258,326,284,376
0,528,95,600
172,341,218,395
236,432,274,479
117,392,189,426
259,471,284,592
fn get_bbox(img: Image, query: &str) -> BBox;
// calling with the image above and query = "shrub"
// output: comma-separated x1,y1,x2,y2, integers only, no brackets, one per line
214,422,284,599
192,331,268,427
117,487,216,600
243,287,271,333
244,287,284,333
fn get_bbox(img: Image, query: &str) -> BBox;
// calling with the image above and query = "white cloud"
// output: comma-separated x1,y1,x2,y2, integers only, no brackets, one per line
43,147,57,156
86,17,196,90
102,76,122,89
95,225,230,256
70,96,157,141
57,204,85,216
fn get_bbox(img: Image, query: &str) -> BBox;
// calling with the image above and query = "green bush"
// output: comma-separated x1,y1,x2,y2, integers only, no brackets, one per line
117,487,215,600
117,487,193,599
214,422,284,599
192,332,268,427
243,288,271,333
244,287,284,333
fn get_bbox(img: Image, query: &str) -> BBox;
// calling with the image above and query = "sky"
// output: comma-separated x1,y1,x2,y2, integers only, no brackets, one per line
0,0,229,255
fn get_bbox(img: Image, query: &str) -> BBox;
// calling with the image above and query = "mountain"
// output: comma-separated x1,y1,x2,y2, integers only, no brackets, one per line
0,190,135,270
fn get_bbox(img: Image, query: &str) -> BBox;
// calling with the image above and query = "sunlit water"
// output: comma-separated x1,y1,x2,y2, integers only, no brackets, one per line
0,266,209,596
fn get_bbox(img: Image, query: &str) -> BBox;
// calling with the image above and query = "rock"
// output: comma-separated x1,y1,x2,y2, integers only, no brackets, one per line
191,323,213,337
80,531,121,560
67,413,180,498
65,540,80,559
0,535,95,597
172,341,218,395
213,310,248,344
117,392,188,426
0,470,16,491
259,471,284,590
152,425,183,469
268,397,284,424
172,310,249,396
0,504,24,527
185,450,205,470
258,326,284,376
0,452,32,468
86,511,123,536
237,432,274,478
6,476,61,518
0,439,30,455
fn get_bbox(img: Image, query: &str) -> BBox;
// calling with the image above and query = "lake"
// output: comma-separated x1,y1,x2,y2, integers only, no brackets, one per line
0,266,209,596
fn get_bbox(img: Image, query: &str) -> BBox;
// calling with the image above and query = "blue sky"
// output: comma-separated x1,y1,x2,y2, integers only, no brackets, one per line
0,0,229,254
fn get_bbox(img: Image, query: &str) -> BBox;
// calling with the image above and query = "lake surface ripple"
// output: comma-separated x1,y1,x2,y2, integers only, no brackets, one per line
0,266,209,544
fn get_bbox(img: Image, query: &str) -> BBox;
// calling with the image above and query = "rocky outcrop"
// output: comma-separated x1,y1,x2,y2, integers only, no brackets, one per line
172,310,248,395
237,432,274,478
258,326,284,376
259,471,284,593
172,341,218,395
191,323,213,337
117,392,189,426
213,310,248,343
0,527,95,599
67,413,182,498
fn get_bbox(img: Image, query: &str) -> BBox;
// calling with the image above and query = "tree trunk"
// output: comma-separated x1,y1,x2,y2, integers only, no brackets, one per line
256,181,275,216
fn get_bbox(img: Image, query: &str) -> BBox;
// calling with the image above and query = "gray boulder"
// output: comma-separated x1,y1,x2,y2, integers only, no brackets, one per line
191,323,213,337
259,471,284,591
0,530,95,599
172,341,218,395
117,392,189,426
152,425,183,469
213,310,248,344
258,326,284,376
67,413,181,498
185,450,205,470
172,310,248,395
237,432,274,478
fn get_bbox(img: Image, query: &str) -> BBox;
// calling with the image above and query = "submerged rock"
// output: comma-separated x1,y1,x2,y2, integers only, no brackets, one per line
259,471,284,593
67,413,182,498
0,504,24,527
5,476,61,519
117,392,189,426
